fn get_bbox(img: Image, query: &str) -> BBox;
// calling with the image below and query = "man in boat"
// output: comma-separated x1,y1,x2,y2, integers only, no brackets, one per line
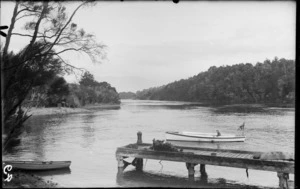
237,122,245,136
216,130,221,136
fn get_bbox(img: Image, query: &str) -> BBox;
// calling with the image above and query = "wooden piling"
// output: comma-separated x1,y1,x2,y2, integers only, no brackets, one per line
117,156,124,168
186,163,196,177
136,131,143,171
277,172,289,189
136,158,143,171
200,164,207,176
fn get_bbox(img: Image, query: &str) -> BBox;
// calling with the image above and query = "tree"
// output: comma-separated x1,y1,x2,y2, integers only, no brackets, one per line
1,1,106,152
77,72,120,105
2,44,65,150
47,77,69,106
135,58,295,105
79,71,95,87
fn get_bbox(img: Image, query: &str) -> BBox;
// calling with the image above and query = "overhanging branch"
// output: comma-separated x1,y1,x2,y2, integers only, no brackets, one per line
12,32,53,39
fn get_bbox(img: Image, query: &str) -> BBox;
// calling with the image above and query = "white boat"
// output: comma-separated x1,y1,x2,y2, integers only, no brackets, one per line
166,131,245,142
3,161,71,171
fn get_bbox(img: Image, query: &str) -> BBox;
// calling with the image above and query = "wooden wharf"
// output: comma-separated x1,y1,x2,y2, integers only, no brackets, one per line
116,132,294,189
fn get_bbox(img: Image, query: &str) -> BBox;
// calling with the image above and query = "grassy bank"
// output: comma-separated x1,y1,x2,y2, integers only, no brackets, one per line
2,171,57,188
26,107,91,116
26,103,120,116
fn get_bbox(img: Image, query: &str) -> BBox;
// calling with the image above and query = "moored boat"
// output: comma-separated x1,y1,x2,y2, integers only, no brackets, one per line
3,161,71,171
165,131,245,142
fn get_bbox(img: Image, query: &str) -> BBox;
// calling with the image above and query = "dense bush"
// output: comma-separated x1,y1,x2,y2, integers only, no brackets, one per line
65,72,120,107
136,57,295,104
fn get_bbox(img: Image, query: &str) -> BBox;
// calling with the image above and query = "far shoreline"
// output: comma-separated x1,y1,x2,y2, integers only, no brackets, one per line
26,103,121,116
121,99,295,108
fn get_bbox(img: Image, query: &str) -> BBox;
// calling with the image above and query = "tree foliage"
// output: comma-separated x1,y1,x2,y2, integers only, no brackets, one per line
1,1,105,152
79,71,95,87
136,58,295,105
46,76,69,107
66,72,120,107
119,92,137,99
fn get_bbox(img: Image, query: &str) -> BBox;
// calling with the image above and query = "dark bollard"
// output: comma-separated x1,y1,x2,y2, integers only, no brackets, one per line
136,132,143,171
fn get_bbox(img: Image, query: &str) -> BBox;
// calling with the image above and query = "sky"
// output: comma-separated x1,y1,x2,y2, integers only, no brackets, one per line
1,1,296,92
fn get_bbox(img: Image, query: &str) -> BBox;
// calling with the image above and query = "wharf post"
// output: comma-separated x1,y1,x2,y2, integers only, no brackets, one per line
136,131,143,171
200,164,207,176
186,163,196,178
277,172,290,189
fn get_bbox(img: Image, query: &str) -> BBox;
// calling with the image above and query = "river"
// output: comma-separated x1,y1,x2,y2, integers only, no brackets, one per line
4,100,295,188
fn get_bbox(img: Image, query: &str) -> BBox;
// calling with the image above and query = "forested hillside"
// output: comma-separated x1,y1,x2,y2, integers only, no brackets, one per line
136,58,295,104
119,92,137,99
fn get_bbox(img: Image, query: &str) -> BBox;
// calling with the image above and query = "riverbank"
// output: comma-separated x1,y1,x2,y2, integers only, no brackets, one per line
26,104,120,116
26,107,91,116
2,171,57,188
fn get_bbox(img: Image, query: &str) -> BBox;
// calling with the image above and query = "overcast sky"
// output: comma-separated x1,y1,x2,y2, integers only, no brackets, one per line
1,1,296,92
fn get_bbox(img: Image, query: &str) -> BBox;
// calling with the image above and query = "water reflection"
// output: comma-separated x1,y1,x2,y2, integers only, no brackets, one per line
3,138,21,154
211,104,286,115
137,104,207,110
81,114,97,148
14,114,70,160
4,100,294,187
21,168,71,176
116,169,263,188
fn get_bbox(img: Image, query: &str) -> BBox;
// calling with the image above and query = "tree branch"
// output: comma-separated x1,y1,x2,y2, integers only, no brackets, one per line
55,54,86,72
3,1,20,55
11,32,54,39
49,47,84,55
15,13,38,22
27,1,49,49
45,1,87,54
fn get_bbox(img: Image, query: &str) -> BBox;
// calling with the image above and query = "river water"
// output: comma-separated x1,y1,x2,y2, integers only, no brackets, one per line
5,100,295,188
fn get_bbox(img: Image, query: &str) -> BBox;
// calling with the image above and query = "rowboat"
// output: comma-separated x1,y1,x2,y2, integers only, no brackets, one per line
165,131,246,142
3,161,71,171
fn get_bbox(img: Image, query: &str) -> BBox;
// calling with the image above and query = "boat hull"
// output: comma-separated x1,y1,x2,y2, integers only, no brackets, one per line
3,161,71,171
166,132,245,142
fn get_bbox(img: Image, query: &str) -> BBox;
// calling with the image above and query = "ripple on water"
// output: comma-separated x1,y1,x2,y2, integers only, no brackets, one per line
4,100,295,187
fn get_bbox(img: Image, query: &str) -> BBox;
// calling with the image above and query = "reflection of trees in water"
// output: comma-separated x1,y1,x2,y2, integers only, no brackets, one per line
17,114,68,160
10,112,98,157
212,104,287,115
139,104,205,110
80,114,97,148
